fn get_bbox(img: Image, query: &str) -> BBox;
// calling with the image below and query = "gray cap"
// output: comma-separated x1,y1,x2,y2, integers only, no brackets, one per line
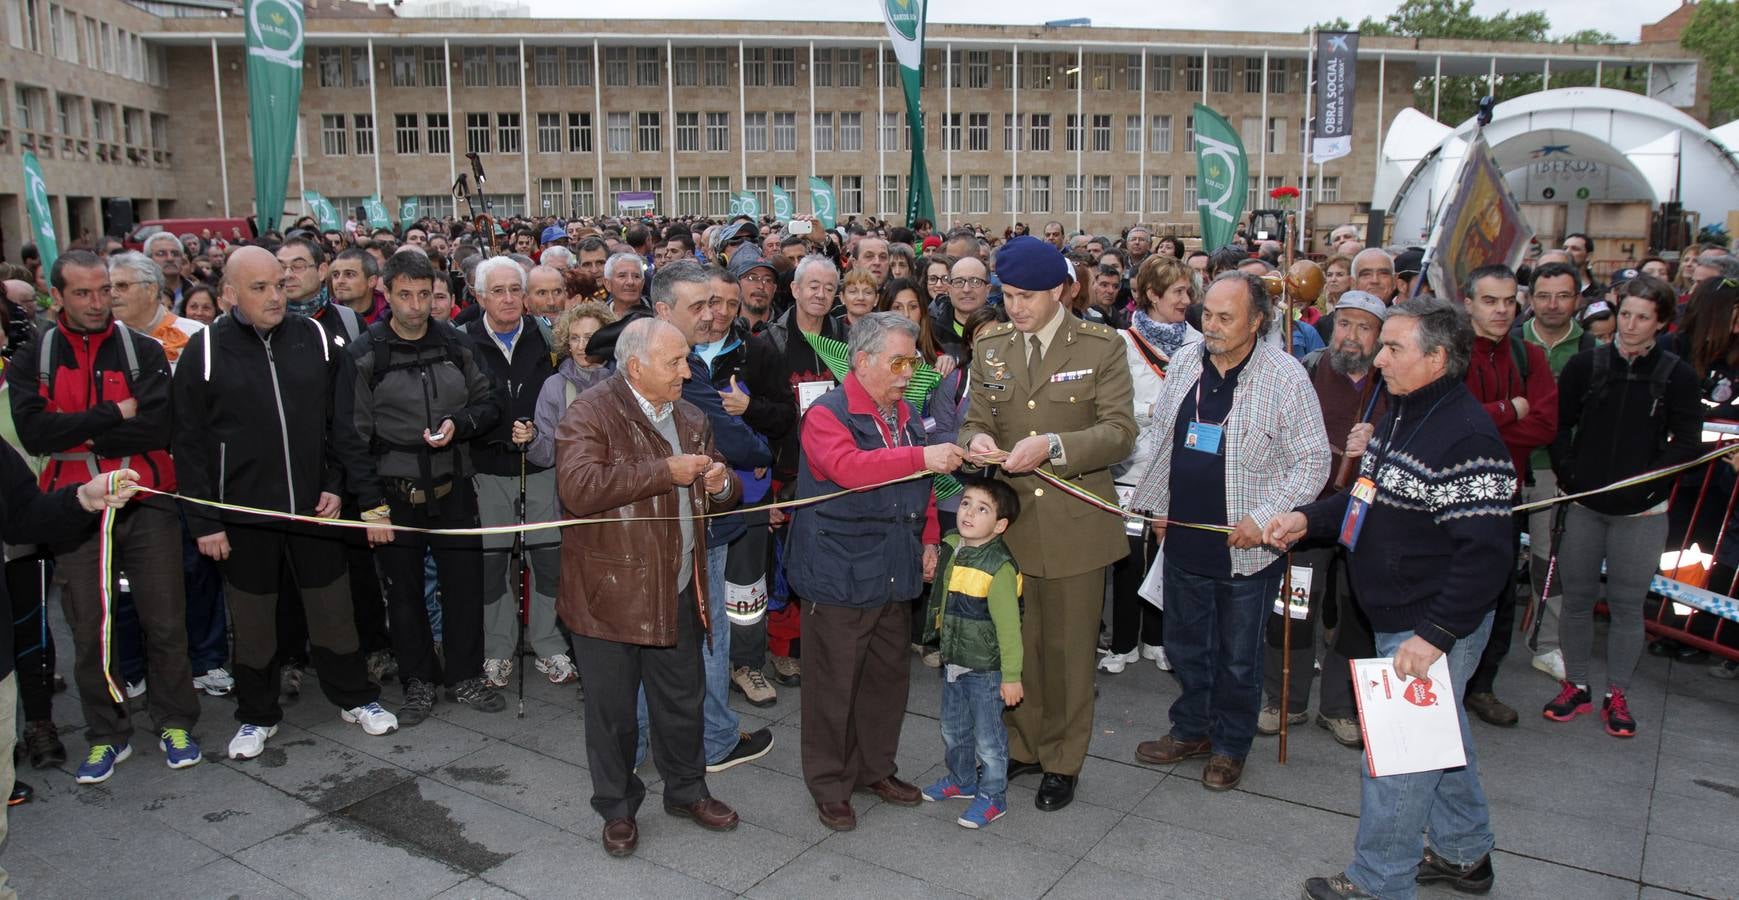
1334,291,1389,323
727,246,775,279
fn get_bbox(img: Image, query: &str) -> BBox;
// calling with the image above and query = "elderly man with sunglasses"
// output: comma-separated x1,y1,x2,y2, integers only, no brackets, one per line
786,311,967,833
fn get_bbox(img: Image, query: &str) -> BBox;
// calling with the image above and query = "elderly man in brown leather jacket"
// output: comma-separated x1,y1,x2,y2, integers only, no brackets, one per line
556,317,743,859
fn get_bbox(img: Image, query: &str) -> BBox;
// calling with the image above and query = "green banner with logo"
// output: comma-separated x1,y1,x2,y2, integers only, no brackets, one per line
1191,103,1247,253
245,0,305,231
363,196,392,229
303,191,340,232
22,152,57,274
770,185,794,223
399,198,420,230
882,0,935,226
808,176,837,230
729,191,761,220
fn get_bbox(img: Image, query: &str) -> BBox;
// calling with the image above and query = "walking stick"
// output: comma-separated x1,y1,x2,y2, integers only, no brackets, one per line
1279,556,1293,765
1522,502,1569,649
513,418,532,719
39,557,50,699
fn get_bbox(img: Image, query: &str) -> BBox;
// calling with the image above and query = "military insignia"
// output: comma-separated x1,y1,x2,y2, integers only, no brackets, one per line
982,382,1008,392
1050,369,1094,383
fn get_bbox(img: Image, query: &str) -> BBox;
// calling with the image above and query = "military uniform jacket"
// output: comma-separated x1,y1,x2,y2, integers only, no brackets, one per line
959,313,1138,579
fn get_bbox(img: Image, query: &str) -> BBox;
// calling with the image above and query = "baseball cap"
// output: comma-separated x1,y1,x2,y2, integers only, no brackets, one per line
540,225,567,245
1334,291,1389,323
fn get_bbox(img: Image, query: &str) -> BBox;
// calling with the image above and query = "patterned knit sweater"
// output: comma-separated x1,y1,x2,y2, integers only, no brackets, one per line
1298,374,1517,652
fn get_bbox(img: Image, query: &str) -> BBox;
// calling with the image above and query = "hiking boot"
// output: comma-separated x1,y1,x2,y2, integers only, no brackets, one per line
399,679,437,727
536,653,579,685
160,728,202,769
1303,872,1378,899
193,667,235,697
366,649,398,684
1602,687,1637,738
447,676,507,712
1316,714,1363,748
730,665,777,707
1257,706,1308,736
227,724,278,761
1463,692,1518,727
342,702,400,736
1135,735,1211,766
23,720,65,770
1201,754,1245,791
1416,847,1495,893
1542,681,1592,722
75,742,131,784
280,665,303,704
705,728,774,773
482,658,512,689
770,654,801,686
1530,649,1566,681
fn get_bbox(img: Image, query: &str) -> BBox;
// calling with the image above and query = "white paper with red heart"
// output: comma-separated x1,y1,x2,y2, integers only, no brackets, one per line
1349,655,1469,778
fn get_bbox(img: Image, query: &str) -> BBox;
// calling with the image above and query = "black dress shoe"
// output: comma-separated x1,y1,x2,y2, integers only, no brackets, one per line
1416,847,1495,893
1006,759,1043,781
1034,772,1077,811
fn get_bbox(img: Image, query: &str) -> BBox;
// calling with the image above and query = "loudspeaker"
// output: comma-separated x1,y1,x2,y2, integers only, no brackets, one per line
105,197,135,238
1366,209,1386,250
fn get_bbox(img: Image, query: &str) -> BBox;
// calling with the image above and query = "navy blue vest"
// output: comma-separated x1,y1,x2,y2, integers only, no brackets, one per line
786,387,931,608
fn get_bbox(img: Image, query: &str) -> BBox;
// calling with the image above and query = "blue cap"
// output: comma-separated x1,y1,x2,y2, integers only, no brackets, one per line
994,235,1071,291
540,225,567,245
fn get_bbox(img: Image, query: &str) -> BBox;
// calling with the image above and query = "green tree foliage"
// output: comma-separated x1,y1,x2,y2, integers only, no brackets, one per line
1314,0,1625,126
1681,0,1739,123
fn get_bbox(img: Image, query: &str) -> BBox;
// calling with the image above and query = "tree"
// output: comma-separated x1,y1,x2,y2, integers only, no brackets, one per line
1681,0,1739,123
1314,0,1620,126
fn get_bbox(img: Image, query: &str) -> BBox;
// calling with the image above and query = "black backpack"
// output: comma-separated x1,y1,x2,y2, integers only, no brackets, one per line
365,321,467,390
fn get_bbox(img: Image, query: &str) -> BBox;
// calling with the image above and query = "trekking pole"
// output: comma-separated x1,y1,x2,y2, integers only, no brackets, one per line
39,557,50,699
514,417,532,719
1523,502,1570,649
1278,556,1293,765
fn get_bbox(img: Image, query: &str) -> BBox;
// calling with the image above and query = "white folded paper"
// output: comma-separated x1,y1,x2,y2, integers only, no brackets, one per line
1349,655,1467,777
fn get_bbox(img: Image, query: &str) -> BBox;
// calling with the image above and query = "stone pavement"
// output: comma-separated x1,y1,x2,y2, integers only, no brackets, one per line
5,608,1737,900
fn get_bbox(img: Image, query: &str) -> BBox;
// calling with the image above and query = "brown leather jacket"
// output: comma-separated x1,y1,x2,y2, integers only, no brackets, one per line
555,372,741,646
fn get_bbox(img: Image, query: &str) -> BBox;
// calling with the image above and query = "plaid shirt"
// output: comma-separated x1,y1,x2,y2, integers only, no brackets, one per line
1130,339,1330,576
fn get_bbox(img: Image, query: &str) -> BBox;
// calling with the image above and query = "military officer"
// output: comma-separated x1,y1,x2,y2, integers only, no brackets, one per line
958,235,1138,812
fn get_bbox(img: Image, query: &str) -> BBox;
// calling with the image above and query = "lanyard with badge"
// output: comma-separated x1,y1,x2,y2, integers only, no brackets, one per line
1339,392,1448,551
1183,375,1231,456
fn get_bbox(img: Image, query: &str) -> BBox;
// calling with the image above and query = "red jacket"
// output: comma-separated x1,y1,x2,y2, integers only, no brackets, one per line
799,372,940,545
5,316,177,493
1464,335,1557,481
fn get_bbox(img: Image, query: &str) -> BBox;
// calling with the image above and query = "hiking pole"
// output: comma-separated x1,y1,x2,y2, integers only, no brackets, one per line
1279,556,1293,765
514,417,532,719
1523,502,1570,649
38,557,50,702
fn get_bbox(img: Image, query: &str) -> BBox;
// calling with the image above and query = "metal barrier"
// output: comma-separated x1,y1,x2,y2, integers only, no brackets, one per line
1645,431,1739,662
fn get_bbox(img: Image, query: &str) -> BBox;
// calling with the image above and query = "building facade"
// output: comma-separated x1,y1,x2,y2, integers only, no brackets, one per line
0,0,1709,261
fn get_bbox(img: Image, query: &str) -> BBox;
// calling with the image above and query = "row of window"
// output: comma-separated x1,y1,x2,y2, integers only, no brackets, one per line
3,0,167,85
313,44,1297,95
10,84,162,147
317,111,1306,158
422,172,1341,222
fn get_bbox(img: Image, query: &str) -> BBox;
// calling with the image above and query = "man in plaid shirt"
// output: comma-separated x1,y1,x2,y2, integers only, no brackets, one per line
1129,272,1329,792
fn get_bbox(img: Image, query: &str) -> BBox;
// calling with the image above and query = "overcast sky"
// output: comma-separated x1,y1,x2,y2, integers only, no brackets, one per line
518,0,1682,43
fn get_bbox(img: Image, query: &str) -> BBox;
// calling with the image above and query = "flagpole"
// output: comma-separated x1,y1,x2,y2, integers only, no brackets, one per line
1300,28,1314,255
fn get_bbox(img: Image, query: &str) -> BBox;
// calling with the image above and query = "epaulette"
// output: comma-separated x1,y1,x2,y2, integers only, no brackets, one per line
1075,322,1117,340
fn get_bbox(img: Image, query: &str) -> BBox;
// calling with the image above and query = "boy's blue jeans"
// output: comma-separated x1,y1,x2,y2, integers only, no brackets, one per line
1345,611,1496,900
940,668,1009,806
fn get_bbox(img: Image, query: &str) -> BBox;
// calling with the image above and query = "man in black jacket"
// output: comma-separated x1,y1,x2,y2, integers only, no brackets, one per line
462,256,572,690
173,247,399,761
350,251,505,726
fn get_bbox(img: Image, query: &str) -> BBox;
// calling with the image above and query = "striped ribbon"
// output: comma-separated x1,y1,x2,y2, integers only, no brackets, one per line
1028,469,1233,533
96,471,125,703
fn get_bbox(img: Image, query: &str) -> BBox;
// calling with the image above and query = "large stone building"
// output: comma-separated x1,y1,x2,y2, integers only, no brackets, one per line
0,0,1711,260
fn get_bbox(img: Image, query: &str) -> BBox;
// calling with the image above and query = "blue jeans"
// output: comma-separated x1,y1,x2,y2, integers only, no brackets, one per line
940,669,1009,805
636,543,737,767
1346,611,1496,899
1162,559,1279,760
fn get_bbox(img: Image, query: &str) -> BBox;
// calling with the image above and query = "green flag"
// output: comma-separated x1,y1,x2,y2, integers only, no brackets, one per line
244,0,305,231
730,191,761,220
770,185,794,223
882,0,935,225
1192,103,1247,252
363,196,392,229
303,191,340,232
22,152,58,275
399,198,420,230
808,176,837,230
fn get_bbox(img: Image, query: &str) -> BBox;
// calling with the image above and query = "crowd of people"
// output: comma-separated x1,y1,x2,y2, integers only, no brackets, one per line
0,204,1734,899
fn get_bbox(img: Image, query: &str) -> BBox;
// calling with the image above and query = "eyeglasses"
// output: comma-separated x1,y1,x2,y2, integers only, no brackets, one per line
926,274,950,283
949,277,989,289
888,354,923,375
282,260,317,274
741,272,775,285
110,280,141,292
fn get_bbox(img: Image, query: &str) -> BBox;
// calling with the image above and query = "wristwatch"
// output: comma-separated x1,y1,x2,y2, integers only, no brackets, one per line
1046,433,1063,461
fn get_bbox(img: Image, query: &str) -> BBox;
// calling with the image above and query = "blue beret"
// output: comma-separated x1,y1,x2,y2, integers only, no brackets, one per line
995,235,1071,291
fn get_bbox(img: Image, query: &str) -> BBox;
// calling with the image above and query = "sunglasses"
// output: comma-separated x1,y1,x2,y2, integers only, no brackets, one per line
888,354,923,375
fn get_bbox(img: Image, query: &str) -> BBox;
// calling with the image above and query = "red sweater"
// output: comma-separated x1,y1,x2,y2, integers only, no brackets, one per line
1464,335,1558,481
799,372,940,544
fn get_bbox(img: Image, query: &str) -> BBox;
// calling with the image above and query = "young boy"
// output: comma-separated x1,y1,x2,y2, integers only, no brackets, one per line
920,475,1024,828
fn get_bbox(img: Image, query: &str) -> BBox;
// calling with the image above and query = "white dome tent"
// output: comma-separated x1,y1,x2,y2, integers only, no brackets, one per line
1374,87,1739,248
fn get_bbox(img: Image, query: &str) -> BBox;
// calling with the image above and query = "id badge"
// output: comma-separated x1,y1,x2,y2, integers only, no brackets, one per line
1184,421,1223,455
1339,477,1377,551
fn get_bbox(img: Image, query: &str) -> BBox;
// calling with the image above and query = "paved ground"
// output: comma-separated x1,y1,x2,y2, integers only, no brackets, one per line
5,605,1737,900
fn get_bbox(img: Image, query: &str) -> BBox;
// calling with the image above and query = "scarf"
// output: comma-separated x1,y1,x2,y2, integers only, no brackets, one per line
1131,310,1190,358
286,285,331,320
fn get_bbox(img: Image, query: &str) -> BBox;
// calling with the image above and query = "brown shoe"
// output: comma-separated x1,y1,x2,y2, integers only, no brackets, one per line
663,797,739,831
1464,692,1519,727
857,775,922,807
770,654,802,686
602,817,638,857
1134,735,1212,766
1201,754,1245,791
816,800,856,831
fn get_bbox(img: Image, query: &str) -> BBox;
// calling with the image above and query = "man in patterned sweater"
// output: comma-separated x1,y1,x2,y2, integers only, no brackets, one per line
1267,297,1516,900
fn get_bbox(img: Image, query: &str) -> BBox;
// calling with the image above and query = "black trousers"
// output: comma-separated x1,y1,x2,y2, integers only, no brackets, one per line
275,508,390,663
7,553,56,722
1468,516,1525,696
1108,533,1165,653
223,522,377,726
374,481,485,688
572,588,710,822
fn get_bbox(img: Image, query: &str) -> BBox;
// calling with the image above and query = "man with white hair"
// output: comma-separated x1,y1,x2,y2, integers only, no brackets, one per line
604,252,648,318
556,316,744,858
462,257,574,690
143,232,191,306
109,251,204,371
541,245,576,272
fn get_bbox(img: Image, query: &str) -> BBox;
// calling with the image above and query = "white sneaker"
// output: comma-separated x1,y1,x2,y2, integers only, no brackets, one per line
1532,649,1567,681
1147,645,1173,672
125,678,148,699
482,658,512,689
535,653,578,685
341,702,400,736
227,723,279,760
193,668,235,696
1096,648,1140,674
